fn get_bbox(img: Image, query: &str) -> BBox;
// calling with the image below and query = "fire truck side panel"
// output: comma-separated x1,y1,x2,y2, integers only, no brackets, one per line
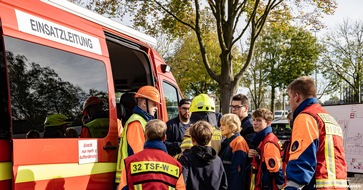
0,0,183,189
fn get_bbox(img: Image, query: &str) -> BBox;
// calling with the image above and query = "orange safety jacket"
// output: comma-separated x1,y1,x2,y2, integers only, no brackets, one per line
250,132,283,190
124,147,183,190
115,114,147,183
286,103,347,189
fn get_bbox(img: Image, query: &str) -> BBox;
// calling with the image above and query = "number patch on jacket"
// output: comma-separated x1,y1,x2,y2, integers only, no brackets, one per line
130,161,179,178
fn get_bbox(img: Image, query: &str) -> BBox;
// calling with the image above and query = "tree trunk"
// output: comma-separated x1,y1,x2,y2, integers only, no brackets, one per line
219,81,235,114
270,86,276,114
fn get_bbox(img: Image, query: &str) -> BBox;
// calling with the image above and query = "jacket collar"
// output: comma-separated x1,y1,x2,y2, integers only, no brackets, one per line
144,140,167,153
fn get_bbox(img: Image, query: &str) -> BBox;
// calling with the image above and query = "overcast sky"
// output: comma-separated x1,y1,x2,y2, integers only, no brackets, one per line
321,0,363,33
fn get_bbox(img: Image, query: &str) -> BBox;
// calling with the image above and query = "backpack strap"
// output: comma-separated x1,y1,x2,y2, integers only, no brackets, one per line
281,139,291,186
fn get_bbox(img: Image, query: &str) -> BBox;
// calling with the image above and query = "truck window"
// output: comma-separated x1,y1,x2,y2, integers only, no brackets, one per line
2,36,109,139
162,81,181,120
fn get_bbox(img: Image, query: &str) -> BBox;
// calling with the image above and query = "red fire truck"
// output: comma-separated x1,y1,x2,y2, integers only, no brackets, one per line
0,0,182,189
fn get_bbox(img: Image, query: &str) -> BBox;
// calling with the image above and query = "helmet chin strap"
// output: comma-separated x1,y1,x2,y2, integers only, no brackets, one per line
145,99,150,115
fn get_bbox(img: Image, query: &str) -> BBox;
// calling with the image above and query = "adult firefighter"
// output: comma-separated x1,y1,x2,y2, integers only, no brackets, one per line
115,85,161,184
284,76,347,190
81,96,109,138
176,93,222,158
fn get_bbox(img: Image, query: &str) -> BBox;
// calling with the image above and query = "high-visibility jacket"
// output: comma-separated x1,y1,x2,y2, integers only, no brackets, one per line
285,103,347,189
123,145,184,190
211,127,222,153
83,118,109,138
115,114,147,183
250,132,284,190
176,125,221,159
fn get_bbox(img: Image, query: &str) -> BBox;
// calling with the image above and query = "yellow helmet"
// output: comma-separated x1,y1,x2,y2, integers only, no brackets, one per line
44,114,71,128
190,94,215,113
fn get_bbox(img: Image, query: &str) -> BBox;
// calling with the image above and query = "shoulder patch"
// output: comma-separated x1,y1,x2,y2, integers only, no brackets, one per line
268,158,275,168
291,141,299,152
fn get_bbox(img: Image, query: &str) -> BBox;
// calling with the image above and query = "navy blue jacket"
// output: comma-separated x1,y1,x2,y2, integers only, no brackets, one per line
219,134,250,190
165,116,191,156
240,114,255,148
178,146,228,190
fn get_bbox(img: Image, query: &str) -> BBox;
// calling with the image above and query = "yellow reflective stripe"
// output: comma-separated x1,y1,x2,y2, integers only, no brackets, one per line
16,162,116,183
249,173,255,190
0,162,12,181
116,114,147,183
325,134,336,179
168,186,175,190
134,184,142,190
180,138,192,148
212,129,221,140
130,161,179,178
316,179,347,188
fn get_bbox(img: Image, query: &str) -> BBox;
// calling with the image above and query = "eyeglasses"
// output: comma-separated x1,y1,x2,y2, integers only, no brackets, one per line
229,105,244,110
180,107,190,111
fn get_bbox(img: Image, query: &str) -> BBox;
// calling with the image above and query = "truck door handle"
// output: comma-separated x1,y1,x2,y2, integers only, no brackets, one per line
103,145,117,150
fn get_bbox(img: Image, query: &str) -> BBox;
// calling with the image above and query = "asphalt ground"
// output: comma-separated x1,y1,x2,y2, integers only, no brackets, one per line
348,173,363,189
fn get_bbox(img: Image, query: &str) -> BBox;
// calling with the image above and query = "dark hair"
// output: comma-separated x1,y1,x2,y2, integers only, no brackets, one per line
65,128,79,138
43,126,65,138
26,129,40,138
179,98,192,107
232,94,249,106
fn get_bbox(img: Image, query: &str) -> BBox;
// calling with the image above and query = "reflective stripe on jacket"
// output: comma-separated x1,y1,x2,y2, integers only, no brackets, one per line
124,148,183,190
115,114,147,183
286,103,347,189
177,125,221,156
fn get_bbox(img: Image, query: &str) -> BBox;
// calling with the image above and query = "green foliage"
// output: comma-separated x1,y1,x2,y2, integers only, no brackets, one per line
246,24,320,110
321,20,363,103
261,25,320,89
167,32,220,97
72,0,336,112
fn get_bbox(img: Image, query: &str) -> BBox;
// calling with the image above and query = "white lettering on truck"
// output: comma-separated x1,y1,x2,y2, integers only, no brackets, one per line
15,10,102,55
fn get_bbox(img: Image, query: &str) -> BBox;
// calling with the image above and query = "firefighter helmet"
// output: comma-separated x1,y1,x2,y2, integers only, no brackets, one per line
190,94,215,113
82,96,103,115
44,114,71,128
135,86,161,104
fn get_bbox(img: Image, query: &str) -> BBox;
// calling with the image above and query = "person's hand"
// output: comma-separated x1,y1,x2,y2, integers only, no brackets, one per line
248,149,258,158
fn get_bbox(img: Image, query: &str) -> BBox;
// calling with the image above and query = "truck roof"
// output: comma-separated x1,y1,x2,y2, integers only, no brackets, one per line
41,0,157,46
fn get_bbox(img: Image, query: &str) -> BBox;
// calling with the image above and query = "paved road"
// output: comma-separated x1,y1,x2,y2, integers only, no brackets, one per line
348,174,363,189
